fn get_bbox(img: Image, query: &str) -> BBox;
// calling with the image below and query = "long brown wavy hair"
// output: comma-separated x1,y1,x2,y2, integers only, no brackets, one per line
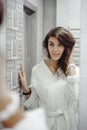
43,27,75,75
0,0,4,25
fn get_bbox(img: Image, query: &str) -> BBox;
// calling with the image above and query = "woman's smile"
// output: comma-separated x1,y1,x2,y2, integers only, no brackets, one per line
52,53,60,58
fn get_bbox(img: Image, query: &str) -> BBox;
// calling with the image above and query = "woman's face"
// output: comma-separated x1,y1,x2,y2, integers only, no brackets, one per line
48,36,65,61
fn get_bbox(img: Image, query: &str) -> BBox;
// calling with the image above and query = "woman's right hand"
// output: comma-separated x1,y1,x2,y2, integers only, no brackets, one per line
18,64,29,92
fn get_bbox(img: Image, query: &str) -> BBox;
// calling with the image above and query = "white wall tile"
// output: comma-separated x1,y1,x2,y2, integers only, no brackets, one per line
79,0,87,129
68,0,80,28
56,0,69,28
81,0,87,33
79,123,87,130
79,79,87,98
80,33,87,65
80,65,87,78
79,81,87,123
0,34,6,53
79,96,87,122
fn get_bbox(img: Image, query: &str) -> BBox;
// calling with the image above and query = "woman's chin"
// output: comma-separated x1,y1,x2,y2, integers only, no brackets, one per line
52,56,60,61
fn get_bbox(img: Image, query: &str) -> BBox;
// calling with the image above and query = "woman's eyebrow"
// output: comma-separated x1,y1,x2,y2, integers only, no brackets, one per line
48,41,54,44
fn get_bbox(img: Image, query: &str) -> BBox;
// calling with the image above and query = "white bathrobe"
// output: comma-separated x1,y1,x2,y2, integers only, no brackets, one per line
23,59,79,130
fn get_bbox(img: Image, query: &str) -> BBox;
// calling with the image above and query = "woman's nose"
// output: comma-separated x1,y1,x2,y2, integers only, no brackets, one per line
54,46,58,51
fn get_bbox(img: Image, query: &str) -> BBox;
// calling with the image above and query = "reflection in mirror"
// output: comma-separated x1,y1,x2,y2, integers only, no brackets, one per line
0,0,80,130
21,1,80,130
21,27,79,130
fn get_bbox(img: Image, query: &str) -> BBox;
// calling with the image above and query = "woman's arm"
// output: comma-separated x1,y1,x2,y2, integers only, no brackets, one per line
65,47,79,102
19,65,39,110
19,64,31,99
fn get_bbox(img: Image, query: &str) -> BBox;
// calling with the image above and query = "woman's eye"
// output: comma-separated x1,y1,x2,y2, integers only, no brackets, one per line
50,43,54,46
58,43,63,46
49,43,54,46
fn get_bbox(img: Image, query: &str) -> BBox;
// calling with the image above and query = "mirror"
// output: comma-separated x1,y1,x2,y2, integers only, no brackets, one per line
0,0,80,130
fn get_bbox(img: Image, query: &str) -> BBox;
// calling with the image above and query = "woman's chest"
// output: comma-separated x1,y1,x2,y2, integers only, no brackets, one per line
35,72,66,97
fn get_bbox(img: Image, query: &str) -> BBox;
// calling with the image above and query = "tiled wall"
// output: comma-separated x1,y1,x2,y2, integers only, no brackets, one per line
0,0,6,79
0,0,43,95
3,0,43,93
79,0,87,129
6,0,24,94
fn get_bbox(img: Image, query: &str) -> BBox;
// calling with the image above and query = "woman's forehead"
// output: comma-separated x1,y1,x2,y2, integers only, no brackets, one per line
48,36,59,44
48,36,58,41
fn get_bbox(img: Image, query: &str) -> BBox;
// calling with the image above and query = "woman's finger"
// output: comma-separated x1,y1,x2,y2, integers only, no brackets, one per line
20,64,25,77
18,71,22,80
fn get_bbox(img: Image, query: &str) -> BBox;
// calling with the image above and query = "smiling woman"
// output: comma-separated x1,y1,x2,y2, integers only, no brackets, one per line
19,27,79,130
48,37,65,63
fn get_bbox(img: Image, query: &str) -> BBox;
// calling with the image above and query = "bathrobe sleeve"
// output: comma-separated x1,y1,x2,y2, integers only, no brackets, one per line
23,68,39,110
64,66,79,129
65,66,79,126
65,66,79,103
65,65,79,114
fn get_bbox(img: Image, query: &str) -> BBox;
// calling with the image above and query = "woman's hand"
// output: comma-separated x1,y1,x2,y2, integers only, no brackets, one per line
18,64,29,92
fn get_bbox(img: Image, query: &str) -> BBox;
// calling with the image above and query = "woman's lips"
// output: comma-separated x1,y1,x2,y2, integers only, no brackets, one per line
52,53,60,57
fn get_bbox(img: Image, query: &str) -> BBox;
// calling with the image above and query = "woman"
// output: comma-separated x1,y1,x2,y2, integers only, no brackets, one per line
19,27,79,130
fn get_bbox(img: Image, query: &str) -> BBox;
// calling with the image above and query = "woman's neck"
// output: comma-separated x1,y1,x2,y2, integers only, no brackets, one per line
49,58,58,68
45,58,58,74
